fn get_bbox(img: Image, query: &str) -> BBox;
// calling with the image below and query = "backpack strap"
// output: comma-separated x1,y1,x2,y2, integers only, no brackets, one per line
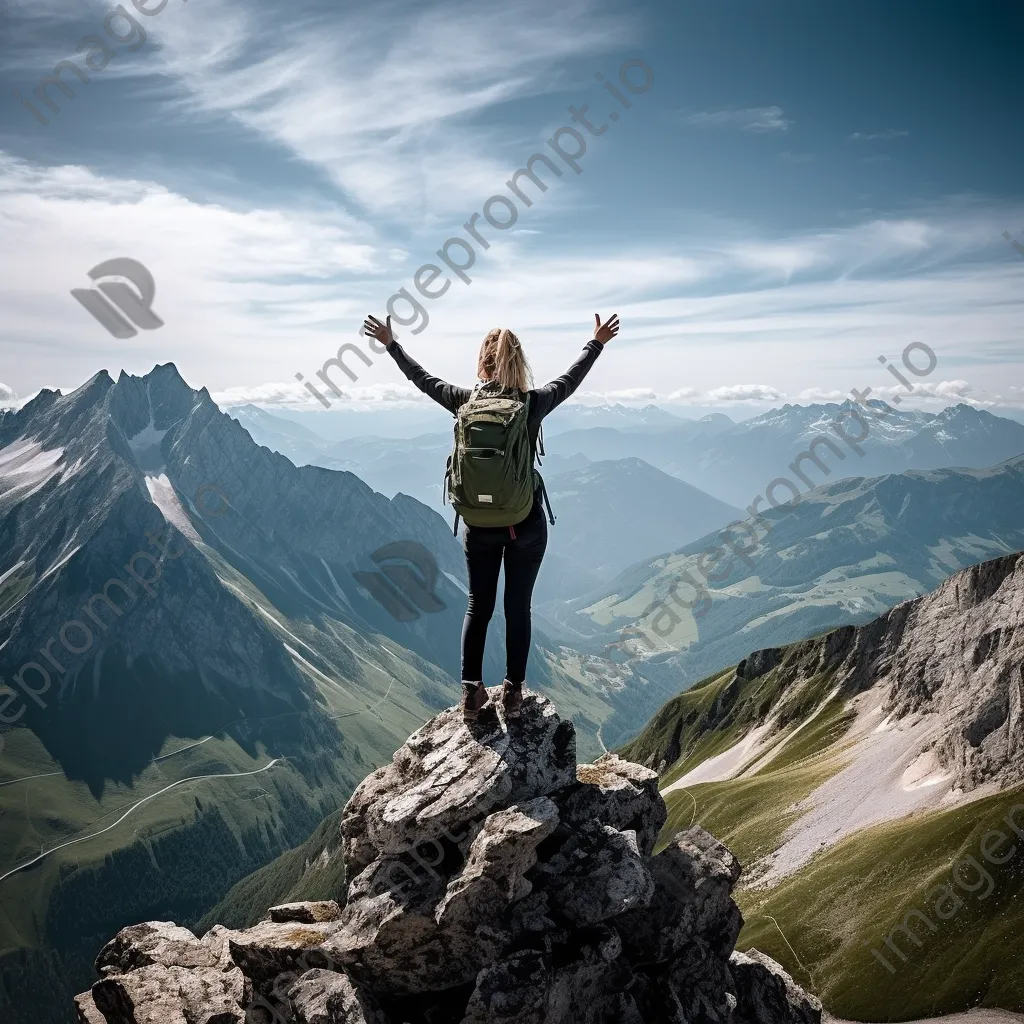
537,473,556,526
452,511,461,536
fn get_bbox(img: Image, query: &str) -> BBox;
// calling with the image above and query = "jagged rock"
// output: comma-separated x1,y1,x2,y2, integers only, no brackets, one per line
79,692,821,1024
667,937,739,1024
227,919,342,989
270,902,344,924
618,826,742,965
559,753,667,857
90,961,246,1023
541,821,654,928
436,797,560,926
95,921,224,976
322,845,456,995
286,969,387,1024
74,992,108,1024
730,949,823,1024
339,690,576,870
737,648,783,680
730,552,1024,793
461,950,550,1023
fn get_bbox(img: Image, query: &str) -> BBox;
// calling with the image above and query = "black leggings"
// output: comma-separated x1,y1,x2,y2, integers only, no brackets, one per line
461,496,547,683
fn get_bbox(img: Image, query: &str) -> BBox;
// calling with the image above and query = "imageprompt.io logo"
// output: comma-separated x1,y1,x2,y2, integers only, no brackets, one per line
353,541,447,622
71,258,164,339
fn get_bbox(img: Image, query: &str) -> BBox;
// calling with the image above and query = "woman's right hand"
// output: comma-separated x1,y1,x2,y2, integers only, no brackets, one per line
594,313,620,345
363,314,396,349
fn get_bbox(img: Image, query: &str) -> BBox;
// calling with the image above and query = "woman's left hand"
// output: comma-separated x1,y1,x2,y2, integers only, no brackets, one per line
363,314,396,349
594,313,620,345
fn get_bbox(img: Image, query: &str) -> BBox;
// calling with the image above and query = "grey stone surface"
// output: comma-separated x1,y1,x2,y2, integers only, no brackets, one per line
77,694,821,1024
269,902,344,925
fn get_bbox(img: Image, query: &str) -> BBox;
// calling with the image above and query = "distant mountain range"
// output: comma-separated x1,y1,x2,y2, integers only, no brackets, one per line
543,458,742,579
547,401,1024,505
229,404,744,601
550,455,1024,713
237,400,694,447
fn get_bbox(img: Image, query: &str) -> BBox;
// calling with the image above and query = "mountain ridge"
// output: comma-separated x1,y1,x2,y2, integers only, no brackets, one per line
618,550,1024,1020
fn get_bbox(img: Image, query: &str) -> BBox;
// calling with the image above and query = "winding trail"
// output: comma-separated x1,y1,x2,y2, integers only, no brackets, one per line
0,736,216,790
0,634,406,889
0,769,62,789
0,759,282,885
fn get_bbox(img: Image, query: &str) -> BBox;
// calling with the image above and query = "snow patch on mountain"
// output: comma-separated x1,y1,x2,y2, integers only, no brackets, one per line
0,438,65,496
744,688,967,888
144,473,203,543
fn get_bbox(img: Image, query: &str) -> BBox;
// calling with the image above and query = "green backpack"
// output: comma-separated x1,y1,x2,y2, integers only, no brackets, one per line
445,382,553,531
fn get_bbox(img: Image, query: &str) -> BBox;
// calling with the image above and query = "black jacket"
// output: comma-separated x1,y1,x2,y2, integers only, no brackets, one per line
384,338,605,456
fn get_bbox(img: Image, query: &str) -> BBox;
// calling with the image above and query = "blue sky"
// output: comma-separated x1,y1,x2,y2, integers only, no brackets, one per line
1,0,1023,416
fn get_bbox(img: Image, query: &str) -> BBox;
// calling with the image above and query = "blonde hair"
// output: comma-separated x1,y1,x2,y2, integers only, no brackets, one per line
477,328,533,392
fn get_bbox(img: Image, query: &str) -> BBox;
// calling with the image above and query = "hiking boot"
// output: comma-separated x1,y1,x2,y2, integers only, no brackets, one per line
501,679,524,717
461,681,487,722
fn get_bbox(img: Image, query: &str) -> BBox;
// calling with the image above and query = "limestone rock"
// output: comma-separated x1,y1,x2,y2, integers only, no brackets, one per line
730,949,823,1024
461,950,550,1024
79,690,821,1024
90,961,246,1023
270,902,344,924
227,919,342,989
287,969,387,1024
436,796,560,926
618,825,743,965
559,753,667,856
339,690,575,865
542,821,654,928
74,992,109,1024
95,921,223,976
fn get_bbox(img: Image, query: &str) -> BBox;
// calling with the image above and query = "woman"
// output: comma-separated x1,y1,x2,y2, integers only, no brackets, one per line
362,313,620,723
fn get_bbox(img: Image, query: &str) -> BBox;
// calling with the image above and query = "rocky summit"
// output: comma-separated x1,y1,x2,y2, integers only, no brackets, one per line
74,689,822,1024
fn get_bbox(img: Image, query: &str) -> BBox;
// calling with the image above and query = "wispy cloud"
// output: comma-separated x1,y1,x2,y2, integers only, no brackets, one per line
666,386,699,400
682,105,791,133
707,384,786,403
797,388,846,403
213,379,427,408
146,0,633,220
849,129,909,141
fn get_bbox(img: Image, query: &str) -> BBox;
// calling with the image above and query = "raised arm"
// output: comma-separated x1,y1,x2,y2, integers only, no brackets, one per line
532,313,619,419
364,314,470,416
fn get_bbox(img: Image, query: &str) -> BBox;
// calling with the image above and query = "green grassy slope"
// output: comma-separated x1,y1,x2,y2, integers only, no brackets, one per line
619,629,1024,1021
656,695,856,863
737,786,1024,1021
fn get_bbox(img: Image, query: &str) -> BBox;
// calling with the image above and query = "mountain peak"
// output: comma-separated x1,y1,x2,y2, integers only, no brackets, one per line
69,368,114,398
